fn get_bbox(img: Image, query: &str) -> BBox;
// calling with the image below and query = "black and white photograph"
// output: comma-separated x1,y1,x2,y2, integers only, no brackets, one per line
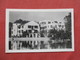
6,9,74,53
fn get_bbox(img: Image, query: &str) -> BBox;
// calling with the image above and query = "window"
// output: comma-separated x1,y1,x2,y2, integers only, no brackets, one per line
41,41,44,44
48,22,51,24
28,30,32,33
48,26,49,28
54,21,58,23
22,26,24,28
55,25,57,28
30,41,32,43
51,25,53,28
22,30,23,33
19,30,20,33
34,26,38,28
41,22,46,24
59,25,61,27
44,26,47,28
59,22,62,24
62,25,64,28
28,25,31,28
18,26,20,29
34,30,38,33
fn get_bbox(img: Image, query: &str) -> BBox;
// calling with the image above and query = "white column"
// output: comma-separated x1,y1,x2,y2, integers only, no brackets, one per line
38,41,40,49
17,41,20,49
13,41,17,50
20,42,22,49
35,33,37,38
32,41,34,48
34,34,35,38
38,33,40,37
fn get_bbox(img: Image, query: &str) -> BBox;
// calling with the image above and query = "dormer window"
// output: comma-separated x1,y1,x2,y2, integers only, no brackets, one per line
34,26,38,28
28,25,31,28
18,26,20,29
48,22,51,24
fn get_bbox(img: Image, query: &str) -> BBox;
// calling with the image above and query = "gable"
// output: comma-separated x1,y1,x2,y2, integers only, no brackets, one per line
25,21,39,26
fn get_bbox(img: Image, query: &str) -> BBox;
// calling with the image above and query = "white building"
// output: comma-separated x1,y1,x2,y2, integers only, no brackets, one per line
10,21,43,50
10,20,66,50
11,23,18,37
39,20,65,31
11,20,65,37
39,20,65,37
11,23,24,37
23,21,40,38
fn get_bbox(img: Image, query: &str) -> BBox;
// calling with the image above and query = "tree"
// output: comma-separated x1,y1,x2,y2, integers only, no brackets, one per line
40,30,47,37
14,19,29,24
64,13,71,32
64,13,72,48
9,22,13,37
48,29,58,39
14,19,23,23
64,13,71,39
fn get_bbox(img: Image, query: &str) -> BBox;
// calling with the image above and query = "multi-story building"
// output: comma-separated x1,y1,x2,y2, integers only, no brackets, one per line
11,20,65,37
39,20,65,37
11,23,18,37
10,20,66,50
11,23,24,37
39,20,65,31
23,21,40,38
10,21,42,50
11,21,40,38
39,20,57,31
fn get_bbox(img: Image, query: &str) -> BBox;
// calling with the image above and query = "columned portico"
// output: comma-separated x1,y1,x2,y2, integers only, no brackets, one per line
28,33,40,38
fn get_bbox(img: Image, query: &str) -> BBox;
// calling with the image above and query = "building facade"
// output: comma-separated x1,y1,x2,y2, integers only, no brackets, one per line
39,20,65,31
23,21,40,38
11,21,40,38
11,20,65,37
11,23,24,37
10,20,66,50
39,20,65,37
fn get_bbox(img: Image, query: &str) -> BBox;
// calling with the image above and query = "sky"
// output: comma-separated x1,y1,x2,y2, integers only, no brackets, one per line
9,11,70,23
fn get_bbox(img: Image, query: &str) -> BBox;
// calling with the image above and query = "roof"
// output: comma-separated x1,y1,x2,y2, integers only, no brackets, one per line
14,19,29,25
24,21,39,26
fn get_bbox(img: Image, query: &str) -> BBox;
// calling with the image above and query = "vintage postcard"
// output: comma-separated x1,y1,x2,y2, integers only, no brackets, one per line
6,9,74,53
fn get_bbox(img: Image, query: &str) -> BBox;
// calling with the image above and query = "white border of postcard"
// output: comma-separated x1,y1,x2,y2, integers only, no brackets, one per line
5,9,74,53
